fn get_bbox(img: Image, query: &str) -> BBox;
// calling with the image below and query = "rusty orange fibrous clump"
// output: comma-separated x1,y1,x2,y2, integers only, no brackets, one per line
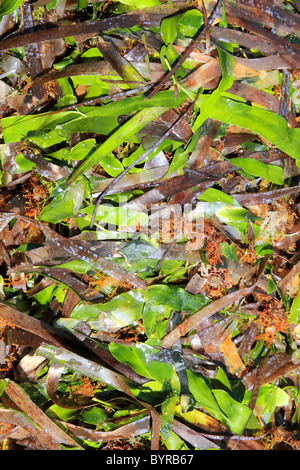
66,377,100,405
254,293,290,346
23,175,50,218
204,218,227,265
202,268,234,298
86,271,131,299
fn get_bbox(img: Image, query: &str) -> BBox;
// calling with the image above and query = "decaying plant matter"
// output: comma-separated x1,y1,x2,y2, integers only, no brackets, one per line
0,0,300,452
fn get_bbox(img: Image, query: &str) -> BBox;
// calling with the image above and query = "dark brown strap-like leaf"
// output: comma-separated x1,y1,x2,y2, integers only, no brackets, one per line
37,342,161,449
23,4,47,100
96,36,146,86
211,26,296,54
212,37,300,70
172,419,220,450
161,286,256,349
46,362,85,409
232,186,300,206
242,353,299,390
62,415,150,442
162,256,269,348
225,0,300,36
5,380,82,448
0,409,60,449
0,6,181,52
0,302,61,347
0,213,147,289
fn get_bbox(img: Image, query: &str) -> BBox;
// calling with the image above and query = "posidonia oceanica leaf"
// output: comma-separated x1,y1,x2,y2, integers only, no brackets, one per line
161,12,185,45
62,416,151,443
0,0,25,19
100,153,124,177
198,188,238,205
289,285,300,325
161,9,204,46
243,384,290,425
88,289,145,332
145,285,208,312
1,110,81,143
161,286,255,348
177,9,204,38
1,90,187,144
62,90,187,135
186,370,225,422
4,380,82,449
190,45,234,130
0,212,147,289
40,179,86,223
211,389,259,434
36,343,156,411
160,395,179,440
84,285,207,335
66,106,168,186
174,405,227,434
186,370,260,435
228,157,284,185
143,285,209,338
74,204,148,231
193,96,300,161
109,342,174,382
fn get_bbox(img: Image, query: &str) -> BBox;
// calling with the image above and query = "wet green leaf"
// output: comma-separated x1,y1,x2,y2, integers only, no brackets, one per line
163,431,189,450
40,179,86,223
143,285,208,338
193,44,234,129
1,90,187,148
186,370,224,422
289,284,300,324
161,10,203,45
109,342,174,382
1,110,81,144
187,370,260,434
99,153,124,177
48,405,79,422
177,10,204,38
229,157,284,185
161,395,179,439
79,407,108,425
160,45,187,79
216,206,255,223
70,303,100,322
69,138,97,161
74,204,148,231
146,285,208,312
160,13,183,45
15,153,36,173
120,235,158,262
221,242,240,261
0,0,25,19
88,289,145,332
199,188,237,206
194,96,300,161
165,147,188,176
67,106,167,184
53,259,93,274
243,384,290,425
80,47,103,61
212,389,258,434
